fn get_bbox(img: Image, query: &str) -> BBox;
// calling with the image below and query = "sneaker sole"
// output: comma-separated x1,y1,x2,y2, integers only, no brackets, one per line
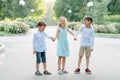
74,72,80,74
63,72,68,74
44,74,52,75
58,72,63,74
35,74,42,76
85,72,92,74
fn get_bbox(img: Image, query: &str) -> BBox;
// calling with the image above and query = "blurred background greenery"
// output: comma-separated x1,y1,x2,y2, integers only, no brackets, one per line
0,0,120,36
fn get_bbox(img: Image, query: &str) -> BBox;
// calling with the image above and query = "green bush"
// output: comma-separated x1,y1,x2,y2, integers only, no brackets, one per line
16,17,37,28
115,23,120,33
68,22,81,31
14,22,30,33
0,22,9,31
0,21,30,34
0,25,4,31
93,25,107,33
104,15,120,23
0,24,5,31
106,24,118,34
93,23,118,34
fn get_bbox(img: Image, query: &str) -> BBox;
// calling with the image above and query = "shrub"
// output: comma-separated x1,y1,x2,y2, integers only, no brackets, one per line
0,23,5,31
0,25,4,31
115,23,120,33
0,21,30,34
16,17,37,28
14,22,30,33
93,23,118,34
0,21,9,31
106,23,118,34
93,25,107,33
104,15,120,23
68,22,81,31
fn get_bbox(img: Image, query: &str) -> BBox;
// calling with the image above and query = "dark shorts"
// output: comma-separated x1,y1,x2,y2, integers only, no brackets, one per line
36,51,46,64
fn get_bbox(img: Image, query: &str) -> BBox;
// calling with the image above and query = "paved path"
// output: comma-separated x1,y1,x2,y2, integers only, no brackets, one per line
0,27,120,80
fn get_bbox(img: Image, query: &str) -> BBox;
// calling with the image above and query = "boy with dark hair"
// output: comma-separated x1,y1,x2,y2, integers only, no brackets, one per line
33,21,54,76
74,16,94,74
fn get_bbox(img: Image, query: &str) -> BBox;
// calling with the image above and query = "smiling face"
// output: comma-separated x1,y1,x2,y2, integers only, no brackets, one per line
59,17,67,28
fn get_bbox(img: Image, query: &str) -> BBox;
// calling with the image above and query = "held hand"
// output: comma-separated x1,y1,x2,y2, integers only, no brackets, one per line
74,37,77,41
33,51,36,54
90,49,93,52
51,37,55,41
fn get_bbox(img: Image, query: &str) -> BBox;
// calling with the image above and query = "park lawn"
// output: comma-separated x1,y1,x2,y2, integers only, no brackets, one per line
0,31,13,35
95,33,120,38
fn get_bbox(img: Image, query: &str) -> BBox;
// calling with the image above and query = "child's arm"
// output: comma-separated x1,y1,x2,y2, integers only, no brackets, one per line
53,28,60,41
67,28,77,40
33,34,36,54
33,51,36,54
44,32,52,39
68,29,77,40
67,28,75,36
44,32,54,41
90,29,94,51
75,27,82,37
74,26,82,40
54,28,59,40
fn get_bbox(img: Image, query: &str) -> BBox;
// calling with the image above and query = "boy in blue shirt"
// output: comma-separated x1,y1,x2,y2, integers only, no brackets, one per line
74,16,94,74
33,21,54,76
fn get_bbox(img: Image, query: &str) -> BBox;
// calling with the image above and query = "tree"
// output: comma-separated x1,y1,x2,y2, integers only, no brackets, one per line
0,0,45,20
40,1,57,26
54,0,91,21
107,0,120,15
53,0,109,24
53,0,106,21
90,0,109,24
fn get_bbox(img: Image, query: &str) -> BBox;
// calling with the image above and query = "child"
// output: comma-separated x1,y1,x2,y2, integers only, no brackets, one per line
74,16,94,74
53,17,75,74
33,21,54,76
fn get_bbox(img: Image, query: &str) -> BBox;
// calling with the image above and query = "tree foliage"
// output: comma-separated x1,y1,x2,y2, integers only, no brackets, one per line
54,0,105,21
54,0,90,21
90,0,109,24
107,0,120,15
0,0,45,20
41,1,57,26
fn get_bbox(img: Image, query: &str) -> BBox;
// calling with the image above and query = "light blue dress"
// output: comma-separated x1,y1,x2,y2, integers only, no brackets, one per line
57,27,69,57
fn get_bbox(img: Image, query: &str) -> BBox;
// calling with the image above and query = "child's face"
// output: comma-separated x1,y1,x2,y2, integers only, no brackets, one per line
84,19,91,27
59,19,66,28
38,26,46,32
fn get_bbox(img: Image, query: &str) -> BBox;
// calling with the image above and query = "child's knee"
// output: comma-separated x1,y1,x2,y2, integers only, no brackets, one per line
86,57,90,59
62,57,66,59
79,56,83,59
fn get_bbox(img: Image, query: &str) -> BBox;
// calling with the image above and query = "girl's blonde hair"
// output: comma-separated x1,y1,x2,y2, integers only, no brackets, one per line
58,16,68,27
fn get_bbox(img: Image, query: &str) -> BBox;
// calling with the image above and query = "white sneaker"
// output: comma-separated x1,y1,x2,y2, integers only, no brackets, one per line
57,69,63,74
62,69,68,74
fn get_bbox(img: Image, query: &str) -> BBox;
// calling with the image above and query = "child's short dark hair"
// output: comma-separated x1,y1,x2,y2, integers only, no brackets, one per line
84,16,93,23
36,21,46,27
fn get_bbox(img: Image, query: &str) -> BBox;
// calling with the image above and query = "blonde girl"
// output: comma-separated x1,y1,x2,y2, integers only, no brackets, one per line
53,17,75,74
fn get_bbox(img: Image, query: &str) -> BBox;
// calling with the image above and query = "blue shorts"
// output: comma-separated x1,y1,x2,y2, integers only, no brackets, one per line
36,51,46,64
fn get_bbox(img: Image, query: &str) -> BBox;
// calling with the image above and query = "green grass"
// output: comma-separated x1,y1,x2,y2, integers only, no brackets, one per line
0,31,13,35
95,33,120,38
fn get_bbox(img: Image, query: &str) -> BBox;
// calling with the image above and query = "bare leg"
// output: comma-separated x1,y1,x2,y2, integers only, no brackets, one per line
58,56,62,69
62,57,66,70
78,56,83,68
43,63,46,71
86,57,90,68
36,63,40,71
